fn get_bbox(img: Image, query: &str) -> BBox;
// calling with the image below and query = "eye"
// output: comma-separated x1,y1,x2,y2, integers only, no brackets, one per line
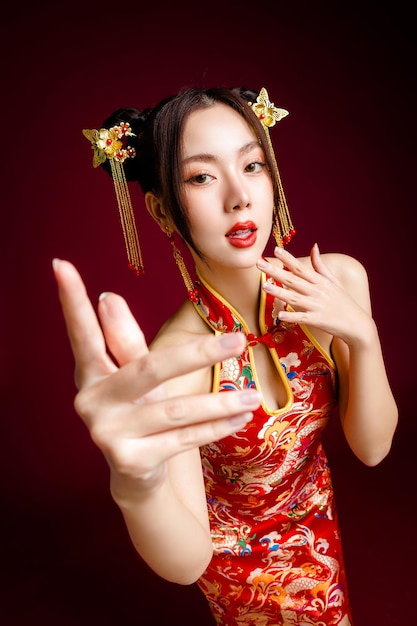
245,161,266,173
185,172,213,185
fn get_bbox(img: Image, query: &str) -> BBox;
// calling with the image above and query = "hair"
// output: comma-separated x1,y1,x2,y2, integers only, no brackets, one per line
100,87,281,258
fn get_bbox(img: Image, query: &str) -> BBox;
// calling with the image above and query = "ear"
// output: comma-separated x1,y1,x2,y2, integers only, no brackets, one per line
145,192,171,233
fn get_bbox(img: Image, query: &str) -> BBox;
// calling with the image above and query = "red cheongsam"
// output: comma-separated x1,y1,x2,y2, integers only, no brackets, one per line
192,270,353,626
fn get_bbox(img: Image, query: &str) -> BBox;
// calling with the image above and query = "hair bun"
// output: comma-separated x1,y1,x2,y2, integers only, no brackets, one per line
101,107,151,136
231,87,259,103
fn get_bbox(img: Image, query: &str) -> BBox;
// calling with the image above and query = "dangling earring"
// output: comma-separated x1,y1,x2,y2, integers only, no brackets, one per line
166,228,199,302
271,164,296,247
272,185,296,248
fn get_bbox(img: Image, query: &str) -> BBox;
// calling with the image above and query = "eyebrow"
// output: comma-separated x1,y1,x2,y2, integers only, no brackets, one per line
181,140,261,166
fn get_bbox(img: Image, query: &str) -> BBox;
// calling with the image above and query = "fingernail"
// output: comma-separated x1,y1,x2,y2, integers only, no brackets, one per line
257,258,268,270
229,412,253,427
219,332,245,349
274,246,284,255
52,258,60,270
239,390,262,406
99,292,110,301
262,281,274,293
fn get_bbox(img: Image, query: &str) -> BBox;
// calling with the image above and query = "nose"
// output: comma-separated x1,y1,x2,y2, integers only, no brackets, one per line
225,175,251,212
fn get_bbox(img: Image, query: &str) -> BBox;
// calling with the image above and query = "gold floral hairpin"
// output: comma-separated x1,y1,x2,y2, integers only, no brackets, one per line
83,123,136,167
82,123,144,275
248,88,295,245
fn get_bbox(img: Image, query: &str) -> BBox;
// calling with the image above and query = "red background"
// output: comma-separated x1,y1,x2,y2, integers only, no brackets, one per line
2,2,416,624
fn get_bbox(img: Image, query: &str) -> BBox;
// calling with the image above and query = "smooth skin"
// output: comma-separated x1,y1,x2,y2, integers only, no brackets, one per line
54,258,262,583
55,102,397,625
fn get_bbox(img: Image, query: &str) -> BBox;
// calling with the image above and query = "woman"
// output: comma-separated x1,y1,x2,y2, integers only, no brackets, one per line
55,86,397,625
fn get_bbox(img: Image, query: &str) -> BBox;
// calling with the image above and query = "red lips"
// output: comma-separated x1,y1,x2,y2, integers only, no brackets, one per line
226,221,257,237
226,221,257,248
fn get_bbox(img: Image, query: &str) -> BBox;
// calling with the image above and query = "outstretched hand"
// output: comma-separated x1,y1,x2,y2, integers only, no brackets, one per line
257,244,372,345
53,260,261,485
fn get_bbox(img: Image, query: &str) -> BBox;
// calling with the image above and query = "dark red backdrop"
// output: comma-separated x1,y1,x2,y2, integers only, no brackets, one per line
2,2,416,624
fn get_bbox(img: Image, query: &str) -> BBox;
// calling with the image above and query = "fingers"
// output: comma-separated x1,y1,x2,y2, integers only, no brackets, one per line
98,292,149,367
309,243,337,281
91,386,261,439
53,259,154,390
92,331,249,405
257,253,312,298
273,246,318,283
257,244,336,291
95,391,260,477
124,411,253,472
53,259,116,387
256,246,327,315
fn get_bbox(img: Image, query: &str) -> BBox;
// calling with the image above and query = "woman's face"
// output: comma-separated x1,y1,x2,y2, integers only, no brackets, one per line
180,103,274,273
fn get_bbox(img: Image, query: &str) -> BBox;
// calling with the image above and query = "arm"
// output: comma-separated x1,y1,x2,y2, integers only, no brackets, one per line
257,245,398,467
324,254,397,466
53,259,261,583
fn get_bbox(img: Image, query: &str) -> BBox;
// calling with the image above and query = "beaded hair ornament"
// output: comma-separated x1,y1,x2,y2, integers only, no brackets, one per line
82,123,144,275
248,87,295,246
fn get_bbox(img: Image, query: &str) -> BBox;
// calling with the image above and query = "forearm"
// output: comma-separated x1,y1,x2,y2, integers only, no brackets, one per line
110,471,212,585
337,321,398,466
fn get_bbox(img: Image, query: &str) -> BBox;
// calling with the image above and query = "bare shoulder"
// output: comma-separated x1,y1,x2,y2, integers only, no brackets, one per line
316,252,369,285
151,299,210,348
304,251,371,311
320,252,372,313
150,299,213,396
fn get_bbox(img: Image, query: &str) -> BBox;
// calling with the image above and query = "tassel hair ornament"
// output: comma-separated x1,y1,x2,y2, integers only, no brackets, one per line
166,229,199,302
82,123,144,275
248,88,296,247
